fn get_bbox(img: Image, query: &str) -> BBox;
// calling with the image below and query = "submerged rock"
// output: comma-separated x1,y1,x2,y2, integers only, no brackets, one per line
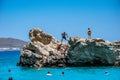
18,28,120,68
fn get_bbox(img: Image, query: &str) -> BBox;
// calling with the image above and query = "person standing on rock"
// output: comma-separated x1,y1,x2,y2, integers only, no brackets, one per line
87,28,91,39
61,32,68,42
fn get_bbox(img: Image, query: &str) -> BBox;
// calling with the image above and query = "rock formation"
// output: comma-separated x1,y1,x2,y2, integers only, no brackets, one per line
18,28,120,68
67,37,120,66
29,28,52,45
18,28,68,68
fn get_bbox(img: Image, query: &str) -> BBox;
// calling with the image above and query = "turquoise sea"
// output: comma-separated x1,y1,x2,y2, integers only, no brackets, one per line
0,50,120,80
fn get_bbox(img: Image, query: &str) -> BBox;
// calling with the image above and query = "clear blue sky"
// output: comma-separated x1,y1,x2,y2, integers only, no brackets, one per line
0,0,120,42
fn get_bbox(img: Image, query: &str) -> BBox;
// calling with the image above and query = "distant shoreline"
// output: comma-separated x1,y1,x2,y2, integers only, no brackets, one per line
0,48,21,52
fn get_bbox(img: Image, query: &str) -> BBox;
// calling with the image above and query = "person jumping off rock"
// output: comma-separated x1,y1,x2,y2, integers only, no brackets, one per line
61,32,68,42
87,28,91,39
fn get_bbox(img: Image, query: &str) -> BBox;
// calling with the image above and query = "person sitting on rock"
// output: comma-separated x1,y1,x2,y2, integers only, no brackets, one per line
61,32,68,42
57,43,62,51
87,28,91,39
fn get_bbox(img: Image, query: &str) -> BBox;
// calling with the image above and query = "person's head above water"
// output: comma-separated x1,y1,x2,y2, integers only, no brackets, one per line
8,77,12,80
47,71,52,76
105,71,109,75
8,69,11,72
62,72,64,75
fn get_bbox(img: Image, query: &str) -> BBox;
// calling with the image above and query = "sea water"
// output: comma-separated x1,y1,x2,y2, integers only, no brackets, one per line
0,50,120,80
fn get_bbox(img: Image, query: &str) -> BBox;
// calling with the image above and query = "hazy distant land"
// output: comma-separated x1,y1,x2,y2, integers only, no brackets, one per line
0,38,27,51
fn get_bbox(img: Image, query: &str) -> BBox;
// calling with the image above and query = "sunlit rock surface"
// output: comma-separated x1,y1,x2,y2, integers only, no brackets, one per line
18,28,120,68
19,28,68,68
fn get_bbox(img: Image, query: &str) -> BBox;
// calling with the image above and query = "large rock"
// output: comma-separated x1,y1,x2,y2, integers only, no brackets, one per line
29,28,52,45
67,37,120,66
19,28,68,68
18,28,120,68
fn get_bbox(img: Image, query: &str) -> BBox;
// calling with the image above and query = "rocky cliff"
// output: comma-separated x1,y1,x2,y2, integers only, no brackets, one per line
18,28,68,68
67,37,120,66
18,28,120,68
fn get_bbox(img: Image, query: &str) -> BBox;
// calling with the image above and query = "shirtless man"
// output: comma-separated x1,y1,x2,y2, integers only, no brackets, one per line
61,32,68,42
87,28,91,39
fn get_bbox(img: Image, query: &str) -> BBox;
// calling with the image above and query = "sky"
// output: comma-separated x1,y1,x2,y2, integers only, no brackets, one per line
0,0,120,42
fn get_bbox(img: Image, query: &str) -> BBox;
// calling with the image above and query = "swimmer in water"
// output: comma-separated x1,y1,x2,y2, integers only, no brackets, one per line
8,77,12,80
105,71,109,75
62,72,64,75
8,69,11,72
47,71,52,76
